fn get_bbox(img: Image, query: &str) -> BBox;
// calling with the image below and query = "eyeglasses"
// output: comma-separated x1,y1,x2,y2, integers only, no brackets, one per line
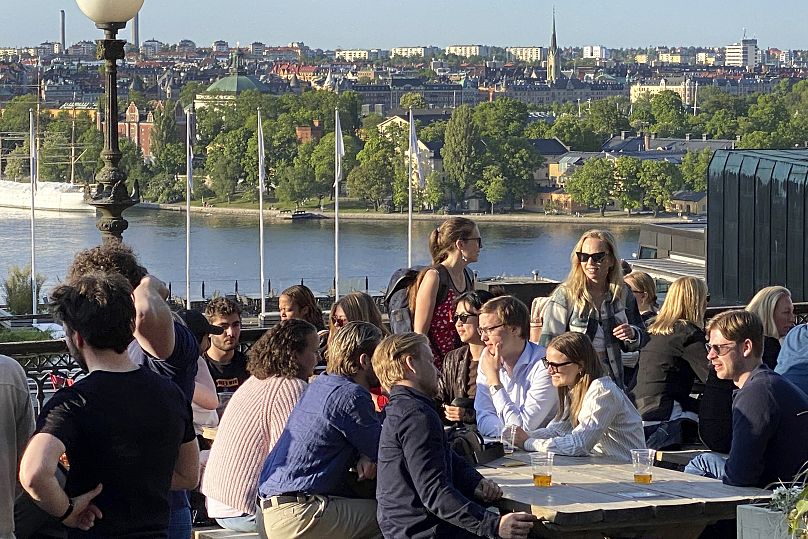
331,316,348,328
451,312,478,324
576,251,609,264
705,342,737,356
541,357,575,372
463,237,483,248
477,323,504,337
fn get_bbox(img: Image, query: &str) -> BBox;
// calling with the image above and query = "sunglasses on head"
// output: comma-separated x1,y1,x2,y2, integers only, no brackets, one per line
576,251,608,264
451,312,478,324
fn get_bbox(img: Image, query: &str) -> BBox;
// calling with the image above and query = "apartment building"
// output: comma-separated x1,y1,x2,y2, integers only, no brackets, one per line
391,46,440,58
445,45,491,58
506,47,543,63
725,38,759,69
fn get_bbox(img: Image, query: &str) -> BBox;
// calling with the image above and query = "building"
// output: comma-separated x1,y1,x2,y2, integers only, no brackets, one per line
725,38,759,70
140,39,165,58
546,13,561,84
67,41,96,59
390,46,440,58
630,76,778,105
582,46,610,60
335,49,370,62
669,191,707,215
657,52,692,65
250,42,265,57
351,79,479,112
212,40,229,53
445,45,491,58
109,100,185,160
176,39,197,53
506,47,543,63
696,52,719,66
194,50,273,109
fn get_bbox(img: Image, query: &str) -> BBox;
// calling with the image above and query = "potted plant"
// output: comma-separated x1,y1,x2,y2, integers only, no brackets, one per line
738,479,808,538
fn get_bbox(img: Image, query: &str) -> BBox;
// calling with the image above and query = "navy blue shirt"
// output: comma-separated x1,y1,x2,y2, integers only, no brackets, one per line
724,365,808,488
258,374,382,497
377,385,500,539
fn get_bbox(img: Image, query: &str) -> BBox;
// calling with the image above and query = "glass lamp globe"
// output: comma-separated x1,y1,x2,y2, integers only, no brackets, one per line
75,0,143,24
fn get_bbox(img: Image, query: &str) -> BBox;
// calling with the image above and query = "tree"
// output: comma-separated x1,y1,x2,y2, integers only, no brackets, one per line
442,105,482,204
421,171,446,210
566,158,615,216
477,165,507,214
119,139,148,192
205,127,251,201
638,160,683,216
150,101,180,161
179,81,206,108
2,265,45,315
679,149,713,192
587,96,630,136
3,141,30,179
613,156,643,214
274,159,314,208
473,97,529,138
650,90,687,137
550,114,601,151
419,120,446,143
310,131,358,205
399,92,428,110
346,157,392,210
0,94,49,134
629,93,655,131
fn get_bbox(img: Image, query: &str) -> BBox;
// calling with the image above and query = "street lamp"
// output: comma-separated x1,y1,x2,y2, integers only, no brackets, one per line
76,0,144,242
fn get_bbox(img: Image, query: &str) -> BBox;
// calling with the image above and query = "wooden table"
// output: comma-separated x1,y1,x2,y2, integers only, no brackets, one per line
478,452,771,538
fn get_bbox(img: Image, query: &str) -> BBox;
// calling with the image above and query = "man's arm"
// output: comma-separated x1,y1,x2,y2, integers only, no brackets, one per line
171,439,200,490
723,385,776,486
473,364,504,438
490,357,558,432
193,356,219,410
335,390,383,461
133,275,175,359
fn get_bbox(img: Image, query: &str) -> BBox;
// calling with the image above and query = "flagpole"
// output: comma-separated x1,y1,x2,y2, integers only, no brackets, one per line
29,108,36,317
185,108,193,309
258,108,267,316
334,107,341,300
407,107,413,267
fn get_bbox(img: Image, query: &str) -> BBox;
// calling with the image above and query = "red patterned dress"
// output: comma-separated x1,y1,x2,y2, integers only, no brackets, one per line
427,287,461,370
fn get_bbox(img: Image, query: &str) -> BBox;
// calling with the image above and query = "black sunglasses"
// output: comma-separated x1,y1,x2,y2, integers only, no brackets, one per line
541,357,575,371
463,237,483,248
451,312,478,324
576,251,608,264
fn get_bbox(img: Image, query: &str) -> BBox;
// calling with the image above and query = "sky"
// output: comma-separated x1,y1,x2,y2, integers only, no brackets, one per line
3,1,807,51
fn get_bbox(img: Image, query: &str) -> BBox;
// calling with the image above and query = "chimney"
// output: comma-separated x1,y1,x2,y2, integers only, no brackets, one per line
702,133,709,141
685,133,691,141
643,131,651,151
60,10,66,53
132,13,140,50
621,130,629,140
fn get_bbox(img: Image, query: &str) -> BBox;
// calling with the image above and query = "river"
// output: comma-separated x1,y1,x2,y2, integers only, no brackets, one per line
0,207,640,298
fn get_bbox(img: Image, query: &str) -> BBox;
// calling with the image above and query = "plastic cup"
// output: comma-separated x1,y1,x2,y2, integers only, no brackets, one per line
500,425,517,454
530,452,554,487
631,448,655,484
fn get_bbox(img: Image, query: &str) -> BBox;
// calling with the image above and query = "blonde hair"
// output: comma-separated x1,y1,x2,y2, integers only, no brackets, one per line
562,229,624,313
428,217,477,264
371,333,429,391
326,321,383,377
329,292,387,336
624,271,658,310
648,277,708,336
706,310,764,359
547,332,603,428
479,295,530,339
746,286,792,339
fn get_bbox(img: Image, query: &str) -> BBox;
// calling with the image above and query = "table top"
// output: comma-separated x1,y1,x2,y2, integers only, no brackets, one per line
478,451,771,536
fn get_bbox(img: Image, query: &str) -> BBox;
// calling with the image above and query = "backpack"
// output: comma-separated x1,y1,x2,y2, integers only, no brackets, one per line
383,265,474,334
447,425,505,466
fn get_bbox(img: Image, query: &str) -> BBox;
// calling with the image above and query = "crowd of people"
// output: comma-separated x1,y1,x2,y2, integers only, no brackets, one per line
2,218,808,539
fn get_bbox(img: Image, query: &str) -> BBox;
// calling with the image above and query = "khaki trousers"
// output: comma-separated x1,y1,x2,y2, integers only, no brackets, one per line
260,495,381,539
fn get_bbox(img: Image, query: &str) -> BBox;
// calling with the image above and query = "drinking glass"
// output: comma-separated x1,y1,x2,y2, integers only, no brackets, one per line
500,425,517,454
530,452,554,487
631,448,655,484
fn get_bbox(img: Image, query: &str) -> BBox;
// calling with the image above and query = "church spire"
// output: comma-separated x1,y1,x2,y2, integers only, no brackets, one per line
547,7,561,84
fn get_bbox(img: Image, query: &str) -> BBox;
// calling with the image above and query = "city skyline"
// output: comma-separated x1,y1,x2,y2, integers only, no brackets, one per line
2,1,808,51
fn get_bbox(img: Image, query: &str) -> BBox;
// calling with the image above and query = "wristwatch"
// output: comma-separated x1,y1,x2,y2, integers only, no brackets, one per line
489,383,503,395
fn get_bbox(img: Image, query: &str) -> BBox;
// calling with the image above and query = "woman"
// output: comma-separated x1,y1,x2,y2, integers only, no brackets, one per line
201,319,319,532
513,332,645,462
279,285,326,331
412,217,480,368
437,289,495,424
700,285,795,453
540,229,646,388
632,277,709,449
623,271,659,324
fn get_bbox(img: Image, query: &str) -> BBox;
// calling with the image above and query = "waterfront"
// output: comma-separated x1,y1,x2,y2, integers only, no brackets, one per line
0,207,640,297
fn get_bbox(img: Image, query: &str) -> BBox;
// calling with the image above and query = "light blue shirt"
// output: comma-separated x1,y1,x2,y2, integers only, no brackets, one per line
775,324,808,397
474,340,559,438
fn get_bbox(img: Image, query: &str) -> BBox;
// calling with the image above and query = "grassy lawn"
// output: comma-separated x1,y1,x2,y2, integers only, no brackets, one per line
0,328,53,343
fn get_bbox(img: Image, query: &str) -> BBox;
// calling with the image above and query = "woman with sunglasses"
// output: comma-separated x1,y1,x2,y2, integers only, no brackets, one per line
411,217,481,369
539,229,647,389
436,289,496,424
513,332,644,461
632,276,709,449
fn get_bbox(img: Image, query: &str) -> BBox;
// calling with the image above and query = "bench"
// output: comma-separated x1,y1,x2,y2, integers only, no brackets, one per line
194,529,259,539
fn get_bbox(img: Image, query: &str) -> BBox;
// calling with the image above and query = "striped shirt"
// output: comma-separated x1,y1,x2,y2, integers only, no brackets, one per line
524,377,645,462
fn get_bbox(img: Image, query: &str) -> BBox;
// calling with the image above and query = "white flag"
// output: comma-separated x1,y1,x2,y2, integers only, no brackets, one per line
334,109,345,188
186,110,194,194
258,109,266,193
29,109,37,193
408,108,423,188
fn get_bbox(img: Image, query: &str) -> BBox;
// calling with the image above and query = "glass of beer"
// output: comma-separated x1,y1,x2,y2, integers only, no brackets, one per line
530,452,554,487
631,448,655,484
501,425,517,455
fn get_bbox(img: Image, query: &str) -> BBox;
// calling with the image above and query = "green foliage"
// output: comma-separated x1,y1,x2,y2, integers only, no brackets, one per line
442,105,482,203
473,97,529,138
566,158,615,216
274,158,313,208
119,139,148,191
2,265,45,315
150,101,181,161
638,160,683,216
399,92,428,110
419,120,446,143
144,172,185,203
179,81,206,108
587,96,631,136
679,149,713,192
477,165,507,213
549,114,602,151
310,131,358,202
613,156,643,214
346,157,392,210
0,94,49,133
650,91,687,137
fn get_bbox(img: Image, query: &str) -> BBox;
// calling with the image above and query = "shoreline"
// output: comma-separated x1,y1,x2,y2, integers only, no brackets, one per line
139,202,686,225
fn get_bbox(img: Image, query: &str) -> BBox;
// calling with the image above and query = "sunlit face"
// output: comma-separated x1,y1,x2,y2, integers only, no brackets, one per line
454,301,481,344
478,312,515,353
331,305,349,329
279,295,300,321
460,225,483,263
413,342,439,396
545,347,580,388
209,313,242,352
294,331,321,379
579,237,613,286
773,295,795,338
707,328,743,381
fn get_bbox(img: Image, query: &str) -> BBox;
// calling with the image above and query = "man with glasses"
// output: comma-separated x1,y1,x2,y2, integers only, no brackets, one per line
685,310,808,488
473,296,558,438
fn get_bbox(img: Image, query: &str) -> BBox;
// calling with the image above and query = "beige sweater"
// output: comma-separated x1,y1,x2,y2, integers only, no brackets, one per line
201,375,306,515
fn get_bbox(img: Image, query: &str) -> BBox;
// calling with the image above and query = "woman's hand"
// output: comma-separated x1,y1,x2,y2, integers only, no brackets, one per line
613,323,636,342
513,426,530,449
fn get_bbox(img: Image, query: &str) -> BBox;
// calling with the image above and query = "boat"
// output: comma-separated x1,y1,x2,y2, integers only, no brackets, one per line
0,179,94,212
281,209,325,221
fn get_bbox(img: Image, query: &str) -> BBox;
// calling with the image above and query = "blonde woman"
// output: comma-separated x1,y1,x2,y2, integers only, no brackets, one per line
632,276,708,449
624,271,659,324
746,286,794,368
328,291,387,338
540,229,646,389
513,332,644,462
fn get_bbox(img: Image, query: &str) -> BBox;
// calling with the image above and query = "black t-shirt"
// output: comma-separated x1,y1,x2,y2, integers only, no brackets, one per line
204,350,249,394
36,367,195,538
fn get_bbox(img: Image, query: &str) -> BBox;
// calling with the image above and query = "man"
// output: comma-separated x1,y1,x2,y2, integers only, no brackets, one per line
685,310,808,488
19,273,198,537
203,297,249,405
1,354,34,539
257,321,384,538
373,332,538,539
474,296,558,438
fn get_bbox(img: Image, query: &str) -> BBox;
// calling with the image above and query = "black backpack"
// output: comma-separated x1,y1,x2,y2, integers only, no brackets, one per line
383,265,473,334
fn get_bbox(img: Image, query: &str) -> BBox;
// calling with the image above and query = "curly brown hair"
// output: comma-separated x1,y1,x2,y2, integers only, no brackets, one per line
205,296,242,320
280,285,325,330
66,243,148,289
247,319,317,380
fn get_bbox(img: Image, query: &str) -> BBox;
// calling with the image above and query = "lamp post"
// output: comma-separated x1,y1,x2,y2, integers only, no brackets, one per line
76,0,144,242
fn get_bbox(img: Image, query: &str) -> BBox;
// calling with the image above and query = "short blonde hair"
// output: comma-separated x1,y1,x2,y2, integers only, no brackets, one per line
624,271,658,309
746,286,791,339
328,292,387,336
706,310,764,359
479,295,529,338
326,321,383,377
371,333,429,390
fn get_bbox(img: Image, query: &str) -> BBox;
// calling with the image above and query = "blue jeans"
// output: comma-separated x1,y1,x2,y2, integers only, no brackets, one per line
167,505,192,539
216,514,257,532
684,452,727,480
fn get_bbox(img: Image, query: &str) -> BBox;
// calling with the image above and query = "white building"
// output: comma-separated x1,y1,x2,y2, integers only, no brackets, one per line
391,46,440,58
250,42,265,57
212,40,229,53
582,45,610,60
506,46,543,62
725,38,759,69
445,45,491,58
140,39,165,58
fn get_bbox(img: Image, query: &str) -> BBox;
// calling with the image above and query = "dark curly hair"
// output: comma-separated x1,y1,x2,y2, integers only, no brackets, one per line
205,296,242,319
247,319,317,380
66,243,148,289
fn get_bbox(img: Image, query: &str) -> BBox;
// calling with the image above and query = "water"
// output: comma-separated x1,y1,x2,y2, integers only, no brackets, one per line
0,207,640,297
